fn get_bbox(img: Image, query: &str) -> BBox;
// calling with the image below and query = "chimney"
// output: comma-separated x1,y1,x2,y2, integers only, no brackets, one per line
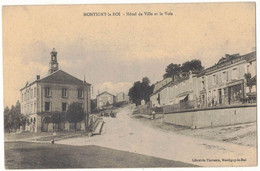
36,75,40,80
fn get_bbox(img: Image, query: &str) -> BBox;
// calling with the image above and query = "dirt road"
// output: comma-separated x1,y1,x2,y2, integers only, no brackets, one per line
57,105,257,167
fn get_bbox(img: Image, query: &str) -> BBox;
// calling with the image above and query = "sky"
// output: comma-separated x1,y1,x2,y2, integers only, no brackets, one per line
2,2,256,107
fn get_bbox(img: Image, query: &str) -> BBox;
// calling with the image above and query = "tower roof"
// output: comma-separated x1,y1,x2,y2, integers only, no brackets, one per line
51,48,57,54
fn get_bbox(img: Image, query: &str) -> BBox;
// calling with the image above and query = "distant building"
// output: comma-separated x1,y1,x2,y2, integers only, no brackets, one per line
96,91,115,109
150,77,173,107
116,92,129,103
20,48,91,132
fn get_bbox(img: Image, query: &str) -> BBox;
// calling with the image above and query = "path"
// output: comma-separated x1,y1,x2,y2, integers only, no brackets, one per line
57,105,257,167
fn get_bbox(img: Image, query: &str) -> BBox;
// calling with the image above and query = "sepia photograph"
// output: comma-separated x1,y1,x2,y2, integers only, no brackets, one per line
1,1,257,169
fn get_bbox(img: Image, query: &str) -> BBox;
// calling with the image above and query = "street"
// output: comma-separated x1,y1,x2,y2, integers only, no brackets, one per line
57,105,257,167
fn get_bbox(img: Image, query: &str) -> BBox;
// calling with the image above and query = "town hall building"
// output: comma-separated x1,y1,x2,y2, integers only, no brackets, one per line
20,48,91,132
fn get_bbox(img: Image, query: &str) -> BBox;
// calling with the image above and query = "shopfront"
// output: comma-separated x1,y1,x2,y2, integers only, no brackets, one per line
226,79,244,105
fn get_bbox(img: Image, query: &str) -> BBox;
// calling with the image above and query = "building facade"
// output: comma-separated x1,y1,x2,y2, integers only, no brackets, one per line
96,91,115,109
116,92,129,103
20,48,91,132
205,52,256,106
150,77,173,107
150,51,256,110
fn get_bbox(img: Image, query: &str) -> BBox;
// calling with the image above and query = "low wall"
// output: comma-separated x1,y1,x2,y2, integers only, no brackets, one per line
163,105,256,128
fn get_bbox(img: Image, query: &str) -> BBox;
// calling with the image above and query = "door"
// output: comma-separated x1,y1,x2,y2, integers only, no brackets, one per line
228,87,231,105
218,89,222,105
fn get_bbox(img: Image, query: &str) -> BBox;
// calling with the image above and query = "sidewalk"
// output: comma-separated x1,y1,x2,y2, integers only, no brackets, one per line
57,105,257,167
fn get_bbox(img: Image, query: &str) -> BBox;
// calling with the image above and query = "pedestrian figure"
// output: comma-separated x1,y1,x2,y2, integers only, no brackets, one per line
152,111,155,120
51,139,55,144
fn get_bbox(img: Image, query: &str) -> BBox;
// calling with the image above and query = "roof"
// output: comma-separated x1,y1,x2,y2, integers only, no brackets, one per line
20,69,91,91
97,91,115,97
51,48,57,54
205,51,256,73
150,80,173,97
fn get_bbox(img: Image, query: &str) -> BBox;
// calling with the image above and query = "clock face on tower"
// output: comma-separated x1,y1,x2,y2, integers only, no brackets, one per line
53,64,57,68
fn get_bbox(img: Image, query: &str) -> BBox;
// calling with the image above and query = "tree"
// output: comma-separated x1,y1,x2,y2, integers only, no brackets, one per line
65,102,85,132
51,111,65,131
163,63,181,79
142,77,151,86
163,60,204,79
244,73,256,93
4,100,26,132
128,77,154,105
181,60,204,73
4,106,11,132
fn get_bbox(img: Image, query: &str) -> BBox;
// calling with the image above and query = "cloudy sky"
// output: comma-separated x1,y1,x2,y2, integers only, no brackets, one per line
2,3,255,107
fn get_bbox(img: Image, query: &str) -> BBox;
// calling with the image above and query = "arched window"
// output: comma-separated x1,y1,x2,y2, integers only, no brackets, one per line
30,118,33,122
34,117,36,123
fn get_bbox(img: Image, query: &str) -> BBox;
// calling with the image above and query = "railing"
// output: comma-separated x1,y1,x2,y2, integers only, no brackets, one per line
162,100,197,113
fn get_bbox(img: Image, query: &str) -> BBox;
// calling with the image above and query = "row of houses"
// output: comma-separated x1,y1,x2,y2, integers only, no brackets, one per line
150,51,256,111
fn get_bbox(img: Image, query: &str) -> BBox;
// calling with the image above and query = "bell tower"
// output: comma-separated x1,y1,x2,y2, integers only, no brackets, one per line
48,48,59,74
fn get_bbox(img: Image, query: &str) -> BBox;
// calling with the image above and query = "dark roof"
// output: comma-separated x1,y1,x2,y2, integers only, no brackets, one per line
40,70,90,85
205,51,256,73
150,81,173,97
244,51,256,62
97,91,115,97
20,69,91,91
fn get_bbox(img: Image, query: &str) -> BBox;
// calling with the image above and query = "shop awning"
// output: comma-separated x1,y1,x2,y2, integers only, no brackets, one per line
179,95,188,101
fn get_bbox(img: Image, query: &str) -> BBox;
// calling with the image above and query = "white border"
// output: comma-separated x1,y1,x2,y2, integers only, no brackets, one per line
0,1,259,171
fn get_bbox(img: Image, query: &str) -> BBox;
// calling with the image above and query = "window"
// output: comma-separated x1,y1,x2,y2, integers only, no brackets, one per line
78,89,83,98
222,71,228,82
213,75,218,84
45,87,51,97
232,68,238,80
34,102,36,113
34,87,36,98
201,81,205,89
62,103,67,112
62,88,68,98
45,102,50,111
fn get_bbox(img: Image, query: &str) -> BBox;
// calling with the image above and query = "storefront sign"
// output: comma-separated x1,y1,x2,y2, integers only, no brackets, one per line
206,56,245,73
226,79,244,87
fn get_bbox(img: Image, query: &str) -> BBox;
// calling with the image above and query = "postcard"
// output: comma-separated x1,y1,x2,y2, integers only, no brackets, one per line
2,2,257,168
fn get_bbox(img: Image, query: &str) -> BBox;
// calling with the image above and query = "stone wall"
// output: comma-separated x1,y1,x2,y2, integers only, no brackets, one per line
163,105,256,128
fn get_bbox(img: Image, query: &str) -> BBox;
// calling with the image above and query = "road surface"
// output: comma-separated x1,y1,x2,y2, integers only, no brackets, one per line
57,104,257,167
5,141,197,169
